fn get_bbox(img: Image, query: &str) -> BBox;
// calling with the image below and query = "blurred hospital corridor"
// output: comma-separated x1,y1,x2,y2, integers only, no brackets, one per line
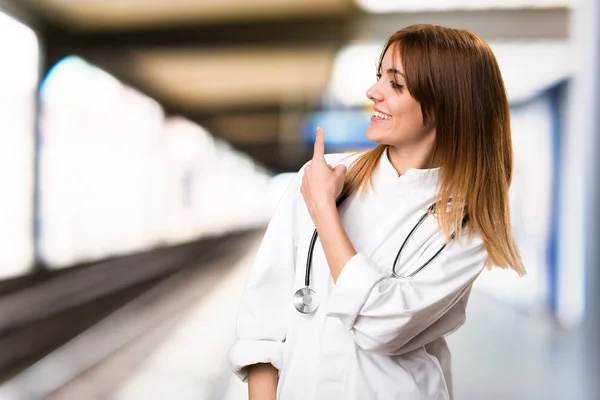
0,0,599,398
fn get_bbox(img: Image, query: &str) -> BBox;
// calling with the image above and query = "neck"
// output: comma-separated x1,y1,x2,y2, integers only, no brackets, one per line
386,141,437,176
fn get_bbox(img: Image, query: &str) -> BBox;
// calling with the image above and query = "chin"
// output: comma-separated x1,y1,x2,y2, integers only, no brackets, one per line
365,127,380,143
365,128,389,146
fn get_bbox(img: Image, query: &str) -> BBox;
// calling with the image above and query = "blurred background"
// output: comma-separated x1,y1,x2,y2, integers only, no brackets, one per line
0,0,597,399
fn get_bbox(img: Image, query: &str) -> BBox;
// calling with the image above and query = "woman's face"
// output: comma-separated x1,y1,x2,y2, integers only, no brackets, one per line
365,46,435,148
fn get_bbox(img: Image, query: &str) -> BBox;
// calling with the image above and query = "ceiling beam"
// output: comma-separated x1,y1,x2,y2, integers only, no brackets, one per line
44,15,353,52
357,8,570,41
41,7,569,57
39,14,352,93
40,7,569,86
20,0,356,31
0,0,46,30
39,7,570,96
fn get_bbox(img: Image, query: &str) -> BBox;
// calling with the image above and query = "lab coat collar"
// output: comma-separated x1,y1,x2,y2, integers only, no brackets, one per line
376,146,441,187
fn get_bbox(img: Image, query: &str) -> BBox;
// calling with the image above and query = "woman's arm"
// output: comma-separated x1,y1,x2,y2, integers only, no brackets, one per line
310,204,355,283
229,163,306,382
301,128,488,355
324,241,486,354
248,363,278,400
300,127,355,283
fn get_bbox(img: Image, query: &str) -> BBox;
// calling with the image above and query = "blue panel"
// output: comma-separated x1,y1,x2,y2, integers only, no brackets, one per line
303,110,373,149
545,81,568,316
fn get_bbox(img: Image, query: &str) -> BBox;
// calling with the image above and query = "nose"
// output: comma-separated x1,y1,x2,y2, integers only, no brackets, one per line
366,82,383,103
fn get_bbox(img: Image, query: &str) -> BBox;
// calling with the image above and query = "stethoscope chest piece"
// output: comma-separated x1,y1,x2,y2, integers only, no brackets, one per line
293,286,319,314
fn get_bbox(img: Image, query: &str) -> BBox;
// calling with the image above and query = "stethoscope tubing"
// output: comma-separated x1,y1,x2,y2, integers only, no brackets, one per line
304,196,467,285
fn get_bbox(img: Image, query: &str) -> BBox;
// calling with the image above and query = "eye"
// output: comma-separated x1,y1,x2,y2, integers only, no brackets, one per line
390,81,405,90
376,72,382,81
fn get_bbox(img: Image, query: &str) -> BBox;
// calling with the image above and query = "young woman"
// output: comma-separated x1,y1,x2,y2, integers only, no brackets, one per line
229,24,525,400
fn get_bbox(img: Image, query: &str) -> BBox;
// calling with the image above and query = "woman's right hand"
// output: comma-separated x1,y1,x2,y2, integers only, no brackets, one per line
248,363,278,400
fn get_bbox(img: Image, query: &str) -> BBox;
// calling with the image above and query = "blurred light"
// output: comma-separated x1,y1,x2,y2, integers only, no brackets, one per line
160,118,270,244
491,42,570,104
41,56,133,113
355,0,573,13
266,173,296,216
161,118,218,243
0,12,38,90
325,43,381,108
38,60,273,268
326,41,569,107
39,56,166,267
0,10,38,278
556,0,598,329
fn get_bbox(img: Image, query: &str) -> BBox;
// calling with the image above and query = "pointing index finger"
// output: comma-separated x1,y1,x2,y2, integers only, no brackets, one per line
313,127,326,163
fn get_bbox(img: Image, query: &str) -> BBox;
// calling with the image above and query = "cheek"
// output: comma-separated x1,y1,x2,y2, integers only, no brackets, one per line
392,99,424,127
389,95,412,116
400,110,423,129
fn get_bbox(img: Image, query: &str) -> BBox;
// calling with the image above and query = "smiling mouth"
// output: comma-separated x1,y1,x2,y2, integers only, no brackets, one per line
373,110,392,120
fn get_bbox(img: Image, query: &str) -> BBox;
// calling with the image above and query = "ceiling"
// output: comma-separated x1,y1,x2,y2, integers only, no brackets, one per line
30,0,353,30
128,46,336,110
3,0,573,172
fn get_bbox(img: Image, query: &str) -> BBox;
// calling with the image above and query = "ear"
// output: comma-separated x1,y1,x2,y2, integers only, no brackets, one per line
423,109,436,129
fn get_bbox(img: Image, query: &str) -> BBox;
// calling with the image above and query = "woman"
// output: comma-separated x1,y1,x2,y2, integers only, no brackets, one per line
229,24,525,400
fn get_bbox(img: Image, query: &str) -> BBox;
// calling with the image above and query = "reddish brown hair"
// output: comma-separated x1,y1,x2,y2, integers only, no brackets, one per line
340,24,525,276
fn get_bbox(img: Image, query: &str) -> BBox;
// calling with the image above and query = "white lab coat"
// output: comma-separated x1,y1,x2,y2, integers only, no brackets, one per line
229,149,488,400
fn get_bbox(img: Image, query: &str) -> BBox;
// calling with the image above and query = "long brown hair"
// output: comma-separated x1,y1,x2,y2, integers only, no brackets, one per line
340,24,525,276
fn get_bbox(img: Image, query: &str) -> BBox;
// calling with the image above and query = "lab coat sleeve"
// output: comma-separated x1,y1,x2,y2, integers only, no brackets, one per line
324,232,487,355
228,165,305,382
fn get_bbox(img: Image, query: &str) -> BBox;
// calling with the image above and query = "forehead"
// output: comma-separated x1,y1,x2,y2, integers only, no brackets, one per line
381,44,404,72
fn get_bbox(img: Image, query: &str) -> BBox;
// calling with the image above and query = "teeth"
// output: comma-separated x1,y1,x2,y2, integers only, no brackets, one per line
374,111,391,120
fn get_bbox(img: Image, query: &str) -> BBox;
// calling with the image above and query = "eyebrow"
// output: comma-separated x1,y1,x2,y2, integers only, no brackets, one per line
386,68,406,78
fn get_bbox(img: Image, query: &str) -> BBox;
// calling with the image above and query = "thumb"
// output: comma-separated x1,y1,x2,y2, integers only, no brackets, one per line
333,164,347,178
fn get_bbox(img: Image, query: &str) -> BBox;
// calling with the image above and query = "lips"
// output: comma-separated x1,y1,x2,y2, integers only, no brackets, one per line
373,112,391,120
372,108,392,120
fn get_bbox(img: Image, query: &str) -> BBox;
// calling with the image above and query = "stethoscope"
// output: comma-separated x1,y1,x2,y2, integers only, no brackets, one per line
293,194,465,314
